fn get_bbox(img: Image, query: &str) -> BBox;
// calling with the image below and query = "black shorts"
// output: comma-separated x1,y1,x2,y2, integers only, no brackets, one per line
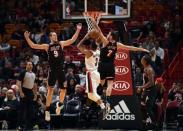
98,62,115,80
48,68,65,88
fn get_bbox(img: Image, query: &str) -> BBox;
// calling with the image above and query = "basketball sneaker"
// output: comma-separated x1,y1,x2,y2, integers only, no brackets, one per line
100,103,111,120
45,111,50,121
101,108,107,120
105,102,111,114
56,102,64,115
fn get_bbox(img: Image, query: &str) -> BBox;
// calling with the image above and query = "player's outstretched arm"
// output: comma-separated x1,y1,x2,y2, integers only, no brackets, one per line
61,23,82,48
92,20,109,46
77,33,93,58
24,31,48,50
117,42,149,53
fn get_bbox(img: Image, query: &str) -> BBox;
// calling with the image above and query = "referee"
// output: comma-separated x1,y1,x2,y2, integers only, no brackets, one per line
16,61,36,130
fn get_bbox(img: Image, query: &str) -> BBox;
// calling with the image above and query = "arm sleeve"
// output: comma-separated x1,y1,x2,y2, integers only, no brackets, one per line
18,71,26,82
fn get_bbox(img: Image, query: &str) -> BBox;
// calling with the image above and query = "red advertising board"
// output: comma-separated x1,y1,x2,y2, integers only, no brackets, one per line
111,49,133,96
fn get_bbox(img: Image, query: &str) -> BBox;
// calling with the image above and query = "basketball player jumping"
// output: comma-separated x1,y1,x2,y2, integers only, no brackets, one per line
93,21,149,103
77,32,109,118
24,23,82,121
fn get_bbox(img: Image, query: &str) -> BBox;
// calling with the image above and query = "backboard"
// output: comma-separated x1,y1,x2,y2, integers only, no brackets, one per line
62,0,131,20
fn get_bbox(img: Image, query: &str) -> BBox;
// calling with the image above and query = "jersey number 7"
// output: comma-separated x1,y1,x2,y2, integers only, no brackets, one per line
107,50,113,57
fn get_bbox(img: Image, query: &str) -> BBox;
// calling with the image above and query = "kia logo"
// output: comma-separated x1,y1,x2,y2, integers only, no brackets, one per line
115,66,129,75
113,81,130,91
115,52,128,60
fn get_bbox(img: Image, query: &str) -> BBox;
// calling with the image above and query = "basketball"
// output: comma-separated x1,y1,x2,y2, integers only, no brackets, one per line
88,29,99,39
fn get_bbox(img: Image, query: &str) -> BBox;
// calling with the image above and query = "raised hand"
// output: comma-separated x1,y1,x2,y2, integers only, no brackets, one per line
77,23,82,30
24,31,30,38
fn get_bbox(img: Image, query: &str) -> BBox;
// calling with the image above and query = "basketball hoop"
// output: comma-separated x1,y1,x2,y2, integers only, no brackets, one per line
83,11,103,32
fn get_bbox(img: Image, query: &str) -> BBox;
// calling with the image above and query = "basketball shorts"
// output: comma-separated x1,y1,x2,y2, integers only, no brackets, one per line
48,68,65,88
86,70,100,93
98,62,115,80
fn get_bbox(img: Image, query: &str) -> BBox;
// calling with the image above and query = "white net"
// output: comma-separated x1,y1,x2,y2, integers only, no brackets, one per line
83,11,102,32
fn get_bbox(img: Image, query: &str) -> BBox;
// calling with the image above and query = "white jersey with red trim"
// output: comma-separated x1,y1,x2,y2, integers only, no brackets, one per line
85,49,100,71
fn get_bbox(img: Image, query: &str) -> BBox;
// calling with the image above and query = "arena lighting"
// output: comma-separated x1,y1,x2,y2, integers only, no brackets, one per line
123,0,127,3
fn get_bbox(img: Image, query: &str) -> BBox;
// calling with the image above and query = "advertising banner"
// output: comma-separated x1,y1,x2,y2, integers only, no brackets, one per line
112,49,133,96
99,96,142,129
99,50,142,129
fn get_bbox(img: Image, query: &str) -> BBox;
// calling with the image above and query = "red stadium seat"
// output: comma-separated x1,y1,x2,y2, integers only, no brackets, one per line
3,34,11,41
49,23,61,33
8,39,21,48
4,24,16,34
16,23,28,32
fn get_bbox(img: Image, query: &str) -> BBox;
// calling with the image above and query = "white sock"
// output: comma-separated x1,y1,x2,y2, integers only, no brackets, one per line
100,103,105,109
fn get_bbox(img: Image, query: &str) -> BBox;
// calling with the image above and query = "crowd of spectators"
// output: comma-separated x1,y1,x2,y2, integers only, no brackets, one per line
0,0,182,130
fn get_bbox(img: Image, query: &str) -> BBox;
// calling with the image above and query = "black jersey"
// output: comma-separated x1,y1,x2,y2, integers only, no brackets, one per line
47,43,64,69
100,42,117,63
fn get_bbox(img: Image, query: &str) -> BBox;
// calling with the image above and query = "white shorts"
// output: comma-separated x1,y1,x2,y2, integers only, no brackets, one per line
85,70,100,93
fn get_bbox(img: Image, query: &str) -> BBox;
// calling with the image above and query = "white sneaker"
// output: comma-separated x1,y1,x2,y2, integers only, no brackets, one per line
56,102,64,115
45,111,50,121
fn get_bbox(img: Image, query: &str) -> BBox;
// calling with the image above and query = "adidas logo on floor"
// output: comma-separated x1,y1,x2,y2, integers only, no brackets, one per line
104,100,135,120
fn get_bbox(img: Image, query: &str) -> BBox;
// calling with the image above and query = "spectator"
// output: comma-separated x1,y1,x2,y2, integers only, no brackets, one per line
68,84,86,105
1,61,15,81
30,28,44,44
78,65,86,86
67,77,77,95
150,48,163,76
0,87,8,106
40,27,50,44
153,40,164,62
0,37,11,51
0,89,19,129
38,79,47,96
135,67,143,86
141,37,155,51
11,25,24,40
11,84,20,101
64,55,76,71
154,77,165,128
168,82,178,101
36,69,45,87
32,54,39,66
65,67,80,84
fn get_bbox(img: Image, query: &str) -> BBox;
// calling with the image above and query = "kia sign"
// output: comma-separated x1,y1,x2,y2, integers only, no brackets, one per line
112,49,133,96
116,52,128,60
113,81,130,91
115,66,129,75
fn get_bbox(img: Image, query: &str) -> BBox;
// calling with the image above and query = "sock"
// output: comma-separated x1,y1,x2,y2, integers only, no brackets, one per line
46,106,50,111
100,103,105,109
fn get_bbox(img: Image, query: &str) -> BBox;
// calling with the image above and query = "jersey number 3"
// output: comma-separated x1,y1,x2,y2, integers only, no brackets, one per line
54,50,58,57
